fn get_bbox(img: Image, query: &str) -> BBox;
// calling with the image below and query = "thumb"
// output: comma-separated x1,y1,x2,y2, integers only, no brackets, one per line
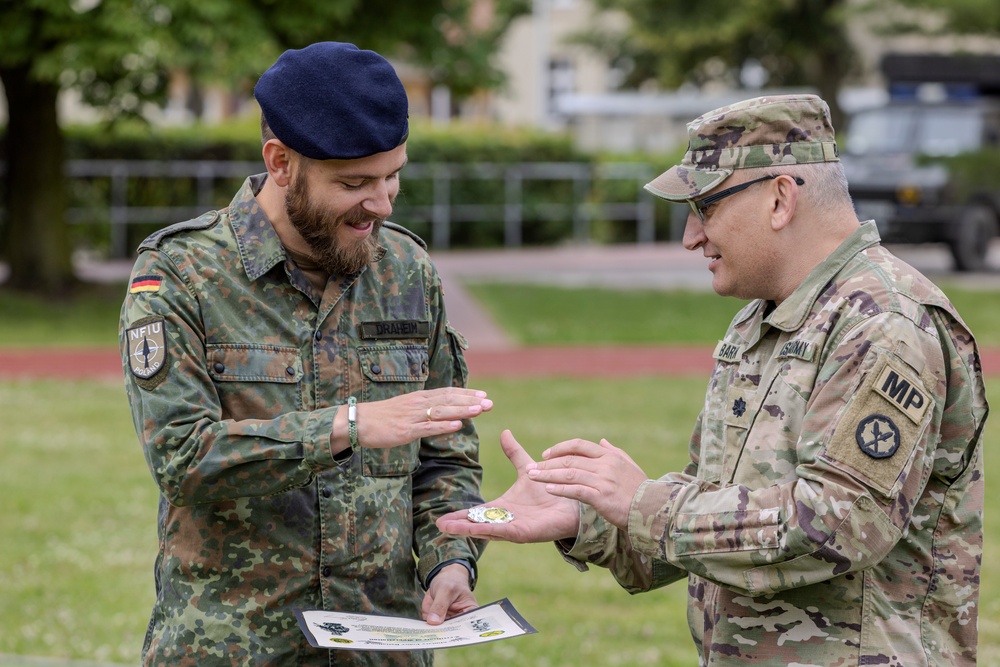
500,429,536,470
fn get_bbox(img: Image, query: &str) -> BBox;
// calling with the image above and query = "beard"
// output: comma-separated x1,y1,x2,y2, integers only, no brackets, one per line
284,172,386,276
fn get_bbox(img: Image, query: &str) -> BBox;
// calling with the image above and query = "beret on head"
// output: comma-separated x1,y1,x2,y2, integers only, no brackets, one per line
645,94,840,202
254,42,409,160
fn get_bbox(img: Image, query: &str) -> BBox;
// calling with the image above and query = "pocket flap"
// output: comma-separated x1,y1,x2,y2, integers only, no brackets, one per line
359,345,429,383
206,344,302,382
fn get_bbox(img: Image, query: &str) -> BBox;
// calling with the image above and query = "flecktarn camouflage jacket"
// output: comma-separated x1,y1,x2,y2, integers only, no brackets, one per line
120,175,484,666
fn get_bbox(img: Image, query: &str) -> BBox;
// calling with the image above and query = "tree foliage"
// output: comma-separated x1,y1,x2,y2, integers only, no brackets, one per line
0,0,528,294
577,0,858,129
862,0,1000,36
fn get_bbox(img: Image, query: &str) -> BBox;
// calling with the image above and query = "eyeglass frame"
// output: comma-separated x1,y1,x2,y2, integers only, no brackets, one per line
687,174,805,221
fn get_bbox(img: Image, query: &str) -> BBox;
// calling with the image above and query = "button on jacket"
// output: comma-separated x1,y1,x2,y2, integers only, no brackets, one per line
565,222,987,666
120,175,484,666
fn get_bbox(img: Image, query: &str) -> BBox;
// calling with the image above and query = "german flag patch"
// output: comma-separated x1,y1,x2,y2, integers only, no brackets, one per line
130,274,162,294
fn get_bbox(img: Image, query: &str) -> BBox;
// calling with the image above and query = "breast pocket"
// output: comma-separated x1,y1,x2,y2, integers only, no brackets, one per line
359,345,430,477
206,344,303,420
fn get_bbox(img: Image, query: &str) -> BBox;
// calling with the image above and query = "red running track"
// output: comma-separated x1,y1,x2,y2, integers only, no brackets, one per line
2,346,1000,381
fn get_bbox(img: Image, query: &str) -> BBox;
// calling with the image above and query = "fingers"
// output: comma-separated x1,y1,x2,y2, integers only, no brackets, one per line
422,564,477,625
541,438,608,461
424,388,493,422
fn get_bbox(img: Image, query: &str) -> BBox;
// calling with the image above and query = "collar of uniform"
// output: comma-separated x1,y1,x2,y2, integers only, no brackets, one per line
229,174,289,282
765,221,882,332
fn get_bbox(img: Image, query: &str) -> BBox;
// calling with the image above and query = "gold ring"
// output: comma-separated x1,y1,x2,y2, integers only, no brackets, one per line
426,408,433,421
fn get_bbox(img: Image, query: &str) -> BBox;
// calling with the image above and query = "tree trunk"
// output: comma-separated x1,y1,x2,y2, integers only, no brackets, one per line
1,63,76,295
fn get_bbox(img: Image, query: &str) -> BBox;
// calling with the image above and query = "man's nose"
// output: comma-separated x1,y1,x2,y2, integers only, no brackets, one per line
682,210,706,251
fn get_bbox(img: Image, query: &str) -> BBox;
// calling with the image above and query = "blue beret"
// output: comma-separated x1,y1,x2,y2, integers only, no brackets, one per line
254,42,409,160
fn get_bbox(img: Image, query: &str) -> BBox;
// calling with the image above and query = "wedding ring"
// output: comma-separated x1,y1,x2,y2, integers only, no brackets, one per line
468,507,514,524
426,408,433,421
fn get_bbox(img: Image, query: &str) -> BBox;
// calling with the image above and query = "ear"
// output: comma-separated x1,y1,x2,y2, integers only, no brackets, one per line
769,174,800,232
262,139,294,188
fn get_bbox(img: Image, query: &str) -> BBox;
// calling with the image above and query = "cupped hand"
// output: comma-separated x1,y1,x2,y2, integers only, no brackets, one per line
436,430,580,543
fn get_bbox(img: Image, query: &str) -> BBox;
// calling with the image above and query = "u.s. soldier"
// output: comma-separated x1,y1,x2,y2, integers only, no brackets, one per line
439,94,988,666
120,42,492,666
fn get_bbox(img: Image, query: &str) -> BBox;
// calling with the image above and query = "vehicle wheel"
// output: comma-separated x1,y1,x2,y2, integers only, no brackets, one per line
949,205,998,272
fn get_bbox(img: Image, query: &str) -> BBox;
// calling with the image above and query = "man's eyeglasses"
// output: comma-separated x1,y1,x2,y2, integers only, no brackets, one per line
688,174,805,221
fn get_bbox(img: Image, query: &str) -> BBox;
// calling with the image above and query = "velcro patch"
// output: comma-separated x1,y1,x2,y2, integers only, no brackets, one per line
823,352,931,497
873,363,928,424
130,274,162,293
359,321,430,339
125,316,167,388
777,339,814,362
713,340,744,363
724,386,755,430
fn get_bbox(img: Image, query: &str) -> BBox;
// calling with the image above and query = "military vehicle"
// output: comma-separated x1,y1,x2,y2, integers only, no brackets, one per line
842,53,1000,271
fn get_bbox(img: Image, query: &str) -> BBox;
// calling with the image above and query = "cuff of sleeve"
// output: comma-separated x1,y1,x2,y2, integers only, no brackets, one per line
424,558,477,591
626,479,684,559
558,502,613,571
303,406,342,471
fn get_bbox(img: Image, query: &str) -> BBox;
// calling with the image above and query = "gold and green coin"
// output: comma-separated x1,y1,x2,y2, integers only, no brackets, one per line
468,506,515,524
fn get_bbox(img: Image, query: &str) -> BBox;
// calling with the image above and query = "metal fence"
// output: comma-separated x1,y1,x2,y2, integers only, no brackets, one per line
50,159,662,255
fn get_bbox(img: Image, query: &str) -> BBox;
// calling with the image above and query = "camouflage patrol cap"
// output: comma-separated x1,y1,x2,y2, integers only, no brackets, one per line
645,94,840,202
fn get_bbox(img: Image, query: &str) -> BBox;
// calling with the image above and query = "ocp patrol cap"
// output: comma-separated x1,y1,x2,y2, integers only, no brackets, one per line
645,94,840,202
254,42,409,161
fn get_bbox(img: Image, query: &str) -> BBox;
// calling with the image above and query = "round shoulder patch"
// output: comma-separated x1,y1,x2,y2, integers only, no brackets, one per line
856,414,901,459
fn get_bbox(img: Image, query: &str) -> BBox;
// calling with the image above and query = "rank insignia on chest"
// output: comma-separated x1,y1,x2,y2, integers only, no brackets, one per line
732,397,747,417
724,386,754,429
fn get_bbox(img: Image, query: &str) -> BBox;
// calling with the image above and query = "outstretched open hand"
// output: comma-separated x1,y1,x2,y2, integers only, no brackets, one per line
436,430,580,543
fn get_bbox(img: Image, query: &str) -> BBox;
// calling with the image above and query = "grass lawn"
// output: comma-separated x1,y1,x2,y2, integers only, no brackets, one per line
466,281,1000,347
1,278,998,665
2,376,999,666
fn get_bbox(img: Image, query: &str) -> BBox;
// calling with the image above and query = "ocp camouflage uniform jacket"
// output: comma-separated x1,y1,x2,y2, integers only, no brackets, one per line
119,175,485,666
564,221,987,666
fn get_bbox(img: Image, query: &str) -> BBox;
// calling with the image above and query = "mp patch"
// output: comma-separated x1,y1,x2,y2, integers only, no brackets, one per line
873,363,928,424
823,351,929,497
125,317,167,388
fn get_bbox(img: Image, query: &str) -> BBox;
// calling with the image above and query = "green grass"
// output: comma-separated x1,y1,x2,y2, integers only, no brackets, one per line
467,282,1000,347
0,284,125,347
1,277,998,664
2,281,1000,348
2,377,1000,666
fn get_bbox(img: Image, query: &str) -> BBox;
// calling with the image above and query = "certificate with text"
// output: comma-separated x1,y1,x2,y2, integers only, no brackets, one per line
295,598,536,651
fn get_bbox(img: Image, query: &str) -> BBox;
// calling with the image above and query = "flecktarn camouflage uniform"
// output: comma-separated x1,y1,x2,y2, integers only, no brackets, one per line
119,175,484,666
564,222,987,666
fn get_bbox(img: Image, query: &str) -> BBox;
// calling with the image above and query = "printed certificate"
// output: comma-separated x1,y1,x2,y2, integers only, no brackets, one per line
295,598,536,651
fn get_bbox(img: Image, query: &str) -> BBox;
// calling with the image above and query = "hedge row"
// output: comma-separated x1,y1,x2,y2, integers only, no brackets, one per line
2,119,684,255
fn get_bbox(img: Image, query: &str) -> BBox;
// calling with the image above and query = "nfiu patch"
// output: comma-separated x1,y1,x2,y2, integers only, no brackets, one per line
824,352,932,497
126,316,167,389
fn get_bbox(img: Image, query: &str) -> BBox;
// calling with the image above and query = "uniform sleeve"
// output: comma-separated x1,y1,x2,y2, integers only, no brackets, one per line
120,250,339,506
560,409,707,591
577,311,954,597
410,261,486,583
